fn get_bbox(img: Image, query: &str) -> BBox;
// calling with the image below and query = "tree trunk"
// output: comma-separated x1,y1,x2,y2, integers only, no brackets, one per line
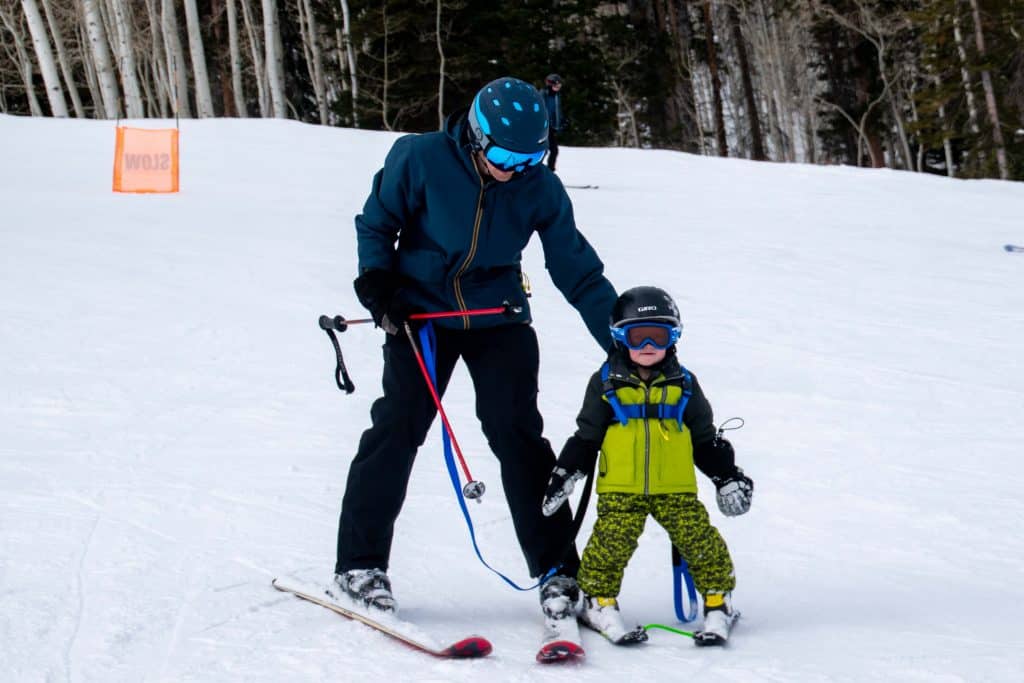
227,0,247,116
262,0,287,118
703,1,728,157
183,0,215,116
339,0,359,126
967,0,1009,179
141,0,169,116
40,0,85,116
81,0,120,117
20,0,68,116
0,3,44,115
162,0,192,117
108,0,145,117
435,0,445,130
297,0,328,123
728,2,765,160
952,6,981,135
239,0,268,116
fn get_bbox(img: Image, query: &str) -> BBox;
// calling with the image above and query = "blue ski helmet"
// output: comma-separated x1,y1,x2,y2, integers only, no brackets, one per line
467,77,549,171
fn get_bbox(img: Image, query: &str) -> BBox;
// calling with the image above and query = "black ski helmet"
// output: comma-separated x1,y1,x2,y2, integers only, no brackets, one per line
610,286,682,329
545,73,563,86
467,77,549,155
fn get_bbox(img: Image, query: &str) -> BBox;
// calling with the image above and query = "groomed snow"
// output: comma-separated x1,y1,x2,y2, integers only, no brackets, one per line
2,114,1023,681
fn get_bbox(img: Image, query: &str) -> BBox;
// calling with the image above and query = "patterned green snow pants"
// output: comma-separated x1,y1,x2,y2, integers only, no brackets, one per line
577,492,735,598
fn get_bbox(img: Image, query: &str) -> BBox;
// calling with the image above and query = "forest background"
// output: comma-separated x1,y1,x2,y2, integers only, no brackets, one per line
2,0,1022,181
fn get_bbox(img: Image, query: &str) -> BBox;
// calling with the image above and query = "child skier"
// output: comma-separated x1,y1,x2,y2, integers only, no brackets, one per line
541,286,754,645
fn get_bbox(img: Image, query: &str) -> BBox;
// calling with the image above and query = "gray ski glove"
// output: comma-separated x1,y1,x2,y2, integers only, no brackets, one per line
542,467,586,517
712,468,754,516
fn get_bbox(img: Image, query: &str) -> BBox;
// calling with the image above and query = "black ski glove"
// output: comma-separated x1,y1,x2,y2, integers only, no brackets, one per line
711,467,754,517
353,269,419,336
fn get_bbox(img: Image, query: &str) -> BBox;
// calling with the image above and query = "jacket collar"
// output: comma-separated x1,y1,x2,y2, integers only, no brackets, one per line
606,348,685,386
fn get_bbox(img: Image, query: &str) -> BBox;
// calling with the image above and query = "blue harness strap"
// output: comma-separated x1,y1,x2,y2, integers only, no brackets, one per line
601,363,693,429
417,323,552,591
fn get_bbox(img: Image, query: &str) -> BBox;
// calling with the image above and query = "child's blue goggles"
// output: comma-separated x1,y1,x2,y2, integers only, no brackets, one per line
611,322,681,350
484,144,546,173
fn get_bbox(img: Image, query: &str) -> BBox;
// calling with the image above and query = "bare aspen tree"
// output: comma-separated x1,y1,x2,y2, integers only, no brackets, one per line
75,7,104,114
142,0,170,116
20,0,68,115
297,0,328,123
239,0,268,116
0,2,44,115
226,0,246,116
338,0,358,125
813,0,914,170
435,0,445,129
951,3,981,135
161,0,191,116
381,2,391,130
182,0,214,116
262,0,286,118
703,1,728,156
967,0,1009,179
81,0,119,117
108,0,144,117
727,1,765,159
40,0,84,116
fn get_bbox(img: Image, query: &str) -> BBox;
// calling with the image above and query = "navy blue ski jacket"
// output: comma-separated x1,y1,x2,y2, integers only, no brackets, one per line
355,109,616,348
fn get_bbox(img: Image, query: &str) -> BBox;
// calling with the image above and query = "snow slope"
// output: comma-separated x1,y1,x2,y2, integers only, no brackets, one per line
2,113,1023,682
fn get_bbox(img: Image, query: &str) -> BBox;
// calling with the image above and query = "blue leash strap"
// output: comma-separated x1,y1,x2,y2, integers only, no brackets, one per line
417,323,550,591
672,544,699,622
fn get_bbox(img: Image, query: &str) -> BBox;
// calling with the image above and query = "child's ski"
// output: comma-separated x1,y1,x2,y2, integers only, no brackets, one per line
536,615,585,663
564,184,599,190
579,618,648,645
271,578,492,659
692,611,741,647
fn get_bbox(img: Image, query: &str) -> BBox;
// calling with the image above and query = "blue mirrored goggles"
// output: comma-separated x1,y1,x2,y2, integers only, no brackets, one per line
483,144,546,173
611,322,682,350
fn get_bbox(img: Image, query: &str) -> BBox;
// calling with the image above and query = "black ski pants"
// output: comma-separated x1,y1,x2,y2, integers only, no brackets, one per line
335,323,580,579
547,130,560,172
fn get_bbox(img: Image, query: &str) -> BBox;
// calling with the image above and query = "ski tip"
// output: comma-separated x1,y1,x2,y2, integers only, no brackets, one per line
441,636,493,658
536,640,585,663
693,632,728,647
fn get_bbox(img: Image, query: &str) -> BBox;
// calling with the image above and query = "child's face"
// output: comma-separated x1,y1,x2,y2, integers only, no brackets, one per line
628,344,667,367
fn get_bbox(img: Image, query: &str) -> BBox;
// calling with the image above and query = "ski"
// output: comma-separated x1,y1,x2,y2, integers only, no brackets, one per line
693,611,741,647
536,615,585,663
1005,244,1023,252
271,578,492,659
580,619,648,645
564,184,599,189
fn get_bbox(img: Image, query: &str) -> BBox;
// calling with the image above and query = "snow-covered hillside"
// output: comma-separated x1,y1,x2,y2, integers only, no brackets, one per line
2,113,1023,681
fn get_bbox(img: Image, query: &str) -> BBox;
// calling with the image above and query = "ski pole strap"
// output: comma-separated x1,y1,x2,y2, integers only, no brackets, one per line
671,544,699,623
320,323,355,394
416,323,546,591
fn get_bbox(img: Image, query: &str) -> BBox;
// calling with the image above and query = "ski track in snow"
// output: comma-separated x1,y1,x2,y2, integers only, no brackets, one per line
1,114,1023,681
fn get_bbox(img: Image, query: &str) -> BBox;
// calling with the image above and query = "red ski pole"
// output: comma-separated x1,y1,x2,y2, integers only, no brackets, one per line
403,321,485,501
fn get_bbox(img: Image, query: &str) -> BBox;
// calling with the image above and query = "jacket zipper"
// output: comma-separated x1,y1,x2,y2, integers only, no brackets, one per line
642,384,651,495
452,169,486,329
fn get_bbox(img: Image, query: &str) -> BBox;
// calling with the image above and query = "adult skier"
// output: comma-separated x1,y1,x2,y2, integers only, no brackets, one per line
542,74,565,172
333,76,617,630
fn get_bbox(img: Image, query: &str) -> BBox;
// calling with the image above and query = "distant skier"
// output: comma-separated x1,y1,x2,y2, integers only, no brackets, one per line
542,286,754,645
334,76,617,629
542,74,565,172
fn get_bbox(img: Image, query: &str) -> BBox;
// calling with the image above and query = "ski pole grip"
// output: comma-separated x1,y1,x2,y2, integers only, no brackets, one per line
319,315,353,332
